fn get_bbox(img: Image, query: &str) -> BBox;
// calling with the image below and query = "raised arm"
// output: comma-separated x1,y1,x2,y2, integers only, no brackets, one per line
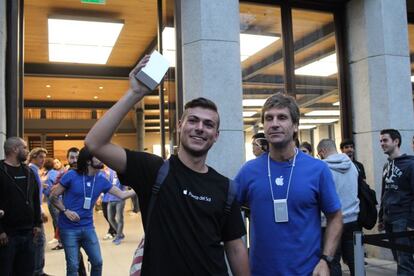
108,186,136,200
85,55,151,173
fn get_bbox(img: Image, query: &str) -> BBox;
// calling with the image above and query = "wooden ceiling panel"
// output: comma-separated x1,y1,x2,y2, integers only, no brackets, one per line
24,0,158,67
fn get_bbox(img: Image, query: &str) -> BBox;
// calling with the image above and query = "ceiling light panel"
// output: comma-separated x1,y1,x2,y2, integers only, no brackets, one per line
305,110,340,116
295,53,337,77
300,118,338,124
243,99,266,107
299,125,316,130
48,18,124,64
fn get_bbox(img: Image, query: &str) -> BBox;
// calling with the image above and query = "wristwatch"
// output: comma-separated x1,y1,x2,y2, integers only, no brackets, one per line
61,208,67,213
320,254,334,266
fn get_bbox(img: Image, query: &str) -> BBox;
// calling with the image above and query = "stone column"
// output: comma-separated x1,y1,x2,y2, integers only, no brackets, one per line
0,0,6,158
180,0,244,178
346,0,414,258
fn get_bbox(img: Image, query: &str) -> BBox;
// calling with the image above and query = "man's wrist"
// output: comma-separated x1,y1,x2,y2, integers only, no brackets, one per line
61,208,67,213
320,254,334,266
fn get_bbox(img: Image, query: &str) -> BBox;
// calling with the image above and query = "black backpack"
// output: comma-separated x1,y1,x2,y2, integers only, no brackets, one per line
357,176,378,230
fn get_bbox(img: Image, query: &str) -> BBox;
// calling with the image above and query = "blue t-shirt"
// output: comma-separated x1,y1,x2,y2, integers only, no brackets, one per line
235,151,341,276
43,169,59,197
104,169,125,202
59,170,112,230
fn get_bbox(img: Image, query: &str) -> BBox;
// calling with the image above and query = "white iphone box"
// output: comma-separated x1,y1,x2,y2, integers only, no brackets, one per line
135,50,170,90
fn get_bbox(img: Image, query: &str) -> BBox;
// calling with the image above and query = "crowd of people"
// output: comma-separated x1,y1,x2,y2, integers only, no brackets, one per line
0,55,413,276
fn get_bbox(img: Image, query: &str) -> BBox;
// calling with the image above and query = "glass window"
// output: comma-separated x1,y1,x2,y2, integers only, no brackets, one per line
239,3,284,160
292,9,341,154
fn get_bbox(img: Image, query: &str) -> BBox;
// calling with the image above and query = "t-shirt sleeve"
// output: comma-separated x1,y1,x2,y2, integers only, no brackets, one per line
221,200,246,242
101,177,113,194
234,167,248,206
319,164,341,215
60,170,73,189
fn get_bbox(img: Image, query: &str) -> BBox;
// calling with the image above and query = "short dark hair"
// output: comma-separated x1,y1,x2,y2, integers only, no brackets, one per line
76,147,94,174
380,129,401,147
300,141,313,153
340,139,354,149
252,132,269,151
43,158,55,171
182,97,220,129
66,147,79,158
3,137,24,156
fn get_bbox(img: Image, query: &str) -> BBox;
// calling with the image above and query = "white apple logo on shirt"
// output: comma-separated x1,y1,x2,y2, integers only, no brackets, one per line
275,176,284,186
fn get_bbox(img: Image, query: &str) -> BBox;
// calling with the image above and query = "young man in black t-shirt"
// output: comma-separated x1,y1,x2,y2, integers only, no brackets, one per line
0,137,42,276
86,56,249,276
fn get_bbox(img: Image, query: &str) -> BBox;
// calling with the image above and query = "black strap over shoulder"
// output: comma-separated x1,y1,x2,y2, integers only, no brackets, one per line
224,179,236,215
145,159,170,231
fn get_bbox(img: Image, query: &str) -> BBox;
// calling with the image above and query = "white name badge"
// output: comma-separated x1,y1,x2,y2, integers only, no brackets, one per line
83,197,92,210
274,199,289,223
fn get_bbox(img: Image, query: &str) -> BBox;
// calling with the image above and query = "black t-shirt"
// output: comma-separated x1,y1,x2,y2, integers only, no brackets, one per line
5,163,28,196
119,150,246,276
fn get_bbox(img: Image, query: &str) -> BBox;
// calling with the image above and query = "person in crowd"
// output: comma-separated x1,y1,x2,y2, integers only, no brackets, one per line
105,168,126,245
28,147,50,276
43,158,62,250
50,147,135,276
53,158,63,172
84,55,249,276
340,139,366,181
235,93,342,275
0,137,42,276
317,138,360,276
251,132,269,157
378,129,414,275
99,168,117,241
300,141,313,156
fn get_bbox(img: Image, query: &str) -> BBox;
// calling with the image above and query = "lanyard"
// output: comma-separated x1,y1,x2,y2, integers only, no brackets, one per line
83,174,96,199
267,148,298,201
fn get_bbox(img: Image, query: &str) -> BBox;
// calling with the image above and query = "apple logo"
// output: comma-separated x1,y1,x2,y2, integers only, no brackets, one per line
275,176,284,186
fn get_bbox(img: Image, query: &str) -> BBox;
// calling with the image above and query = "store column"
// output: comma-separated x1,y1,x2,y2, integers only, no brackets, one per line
346,0,414,257
0,0,6,157
179,0,244,177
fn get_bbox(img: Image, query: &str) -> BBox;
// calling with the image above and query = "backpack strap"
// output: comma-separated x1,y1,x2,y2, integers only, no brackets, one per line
224,179,236,216
144,159,170,231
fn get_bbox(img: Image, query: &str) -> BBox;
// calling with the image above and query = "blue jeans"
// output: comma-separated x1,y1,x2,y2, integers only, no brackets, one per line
385,218,414,276
34,224,46,275
108,201,125,238
60,228,103,276
0,231,35,276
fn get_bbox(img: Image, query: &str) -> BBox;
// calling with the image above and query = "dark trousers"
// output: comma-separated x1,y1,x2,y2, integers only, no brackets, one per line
322,221,361,276
385,218,414,276
102,202,116,235
0,231,35,276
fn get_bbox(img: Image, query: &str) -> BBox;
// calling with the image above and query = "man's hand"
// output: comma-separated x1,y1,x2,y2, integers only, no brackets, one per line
312,260,330,276
64,210,80,222
41,212,48,223
0,232,8,246
33,227,42,240
129,55,152,97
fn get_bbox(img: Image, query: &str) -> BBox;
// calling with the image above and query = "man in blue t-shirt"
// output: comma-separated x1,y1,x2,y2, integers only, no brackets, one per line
235,93,343,276
50,147,135,276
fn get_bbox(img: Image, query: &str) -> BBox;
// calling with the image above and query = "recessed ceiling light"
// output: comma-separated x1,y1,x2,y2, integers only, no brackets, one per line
299,125,317,130
94,96,98,99
99,86,103,90
46,95,51,99
243,111,257,117
295,53,337,77
46,84,51,88
305,110,340,116
162,27,279,66
300,118,338,124
48,17,124,64
243,99,266,107
65,134,69,137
